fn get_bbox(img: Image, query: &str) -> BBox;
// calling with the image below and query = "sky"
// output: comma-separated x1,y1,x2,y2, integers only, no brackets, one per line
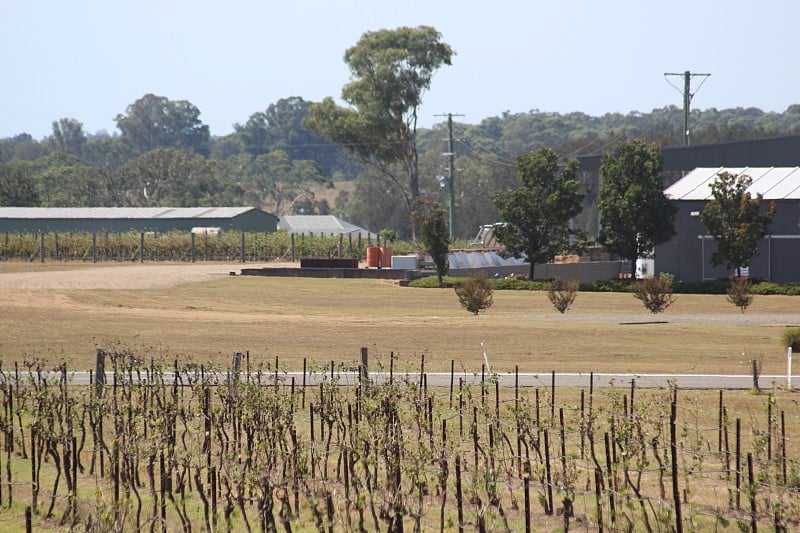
2,0,799,140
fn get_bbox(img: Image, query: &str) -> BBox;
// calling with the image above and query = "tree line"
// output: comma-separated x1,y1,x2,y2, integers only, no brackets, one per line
2,25,798,241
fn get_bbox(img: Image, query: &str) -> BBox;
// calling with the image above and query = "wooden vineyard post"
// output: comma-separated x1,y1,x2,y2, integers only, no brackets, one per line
455,455,464,533
544,428,553,515
670,387,683,533
211,466,217,531
748,452,757,532
767,396,773,461
458,378,463,437
718,390,724,452
782,410,787,485
30,427,37,515
736,418,741,510
523,457,531,533
604,432,615,523
302,357,307,409
449,359,455,409
594,467,604,532
550,370,555,426
359,347,369,393
580,389,585,460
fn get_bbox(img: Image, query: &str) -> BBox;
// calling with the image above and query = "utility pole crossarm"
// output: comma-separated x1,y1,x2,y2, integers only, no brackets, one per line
664,71,710,147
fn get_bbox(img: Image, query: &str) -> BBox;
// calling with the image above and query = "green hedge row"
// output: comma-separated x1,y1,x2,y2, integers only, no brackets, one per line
409,275,800,296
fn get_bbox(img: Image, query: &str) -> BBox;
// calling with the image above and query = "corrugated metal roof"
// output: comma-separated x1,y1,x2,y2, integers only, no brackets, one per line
0,207,257,219
278,215,374,236
665,167,800,200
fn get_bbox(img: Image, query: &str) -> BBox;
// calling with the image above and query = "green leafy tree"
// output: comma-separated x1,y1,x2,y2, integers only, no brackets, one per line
49,118,87,156
0,133,47,162
598,140,677,278
35,152,101,206
0,161,39,206
699,171,776,277
304,26,454,236
412,197,450,287
491,147,585,279
117,148,239,206
242,150,327,215
346,173,412,237
116,94,211,156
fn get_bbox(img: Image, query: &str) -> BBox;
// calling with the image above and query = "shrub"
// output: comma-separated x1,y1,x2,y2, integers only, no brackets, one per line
727,277,753,313
547,278,578,314
632,273,676,314
492,278,550,291
455,273,494,315
782,327,800,351
409,275,463,289
672,279,730,294
751,282,800,296
579,279,633,293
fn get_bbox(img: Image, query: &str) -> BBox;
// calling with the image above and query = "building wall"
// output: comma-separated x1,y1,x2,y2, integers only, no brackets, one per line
227,210,278,232
656,200,800,281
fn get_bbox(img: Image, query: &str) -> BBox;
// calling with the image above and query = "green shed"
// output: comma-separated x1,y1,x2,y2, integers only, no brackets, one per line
0,207,278,234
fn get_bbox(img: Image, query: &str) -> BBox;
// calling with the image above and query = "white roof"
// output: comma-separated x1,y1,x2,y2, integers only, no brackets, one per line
278,215,374,236
665,167,800,201
0,207,258,219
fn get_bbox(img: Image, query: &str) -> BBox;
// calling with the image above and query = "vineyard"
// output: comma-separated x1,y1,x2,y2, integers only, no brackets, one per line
0,350,798,532
0,231,409,263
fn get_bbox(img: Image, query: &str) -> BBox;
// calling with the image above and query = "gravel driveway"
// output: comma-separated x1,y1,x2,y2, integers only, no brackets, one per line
0,262,277,289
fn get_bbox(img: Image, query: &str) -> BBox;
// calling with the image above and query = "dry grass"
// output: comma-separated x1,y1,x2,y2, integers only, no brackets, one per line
0,262,798,374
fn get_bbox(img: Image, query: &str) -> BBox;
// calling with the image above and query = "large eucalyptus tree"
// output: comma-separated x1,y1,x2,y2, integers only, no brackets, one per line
304,26,454,237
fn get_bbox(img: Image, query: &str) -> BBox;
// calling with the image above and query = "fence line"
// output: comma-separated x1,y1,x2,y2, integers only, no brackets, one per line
0,352,798,531
0,230,392,264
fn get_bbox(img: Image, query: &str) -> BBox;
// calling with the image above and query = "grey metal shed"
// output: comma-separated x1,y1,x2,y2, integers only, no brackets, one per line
655,167,800,282
0,207,278,234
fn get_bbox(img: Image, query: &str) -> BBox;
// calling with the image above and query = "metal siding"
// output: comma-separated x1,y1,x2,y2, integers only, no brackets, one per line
0,207,277,233
657,199,800,281
665,167,800,201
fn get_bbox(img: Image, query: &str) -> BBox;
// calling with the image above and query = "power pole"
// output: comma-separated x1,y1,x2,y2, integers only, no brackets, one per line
664,70,710,146
435,112,464,239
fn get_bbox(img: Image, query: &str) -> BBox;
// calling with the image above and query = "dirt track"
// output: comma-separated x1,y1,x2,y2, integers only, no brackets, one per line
0,262,281,289
1,262,799,327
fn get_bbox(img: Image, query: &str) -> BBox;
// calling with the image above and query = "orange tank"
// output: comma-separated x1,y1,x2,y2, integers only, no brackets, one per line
366,247,381,267
380,247,394,268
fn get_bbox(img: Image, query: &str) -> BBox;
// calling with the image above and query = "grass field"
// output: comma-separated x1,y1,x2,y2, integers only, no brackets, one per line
0,262,799,531
0,261,798,375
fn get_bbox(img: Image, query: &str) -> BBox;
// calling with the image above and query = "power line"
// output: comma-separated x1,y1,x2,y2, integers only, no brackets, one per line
455,138,517,167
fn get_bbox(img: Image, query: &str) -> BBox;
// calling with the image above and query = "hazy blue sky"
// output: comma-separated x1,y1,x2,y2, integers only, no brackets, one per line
2,0,798,140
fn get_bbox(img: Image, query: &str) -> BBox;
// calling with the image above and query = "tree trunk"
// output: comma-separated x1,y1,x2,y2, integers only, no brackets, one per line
528,261,536,280
630,257,637,279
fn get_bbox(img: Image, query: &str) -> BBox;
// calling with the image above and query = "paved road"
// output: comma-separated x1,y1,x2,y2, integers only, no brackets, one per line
30,370,797,390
